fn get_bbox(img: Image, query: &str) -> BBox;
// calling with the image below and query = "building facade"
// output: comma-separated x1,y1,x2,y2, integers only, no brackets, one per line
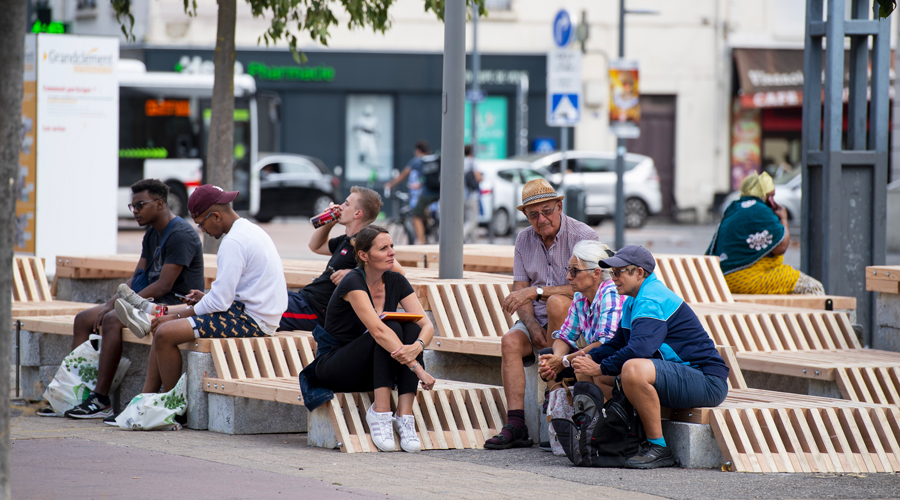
42,0,897,217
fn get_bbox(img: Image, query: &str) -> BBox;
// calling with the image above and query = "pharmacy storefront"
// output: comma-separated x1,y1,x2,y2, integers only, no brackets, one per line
137,47,553,191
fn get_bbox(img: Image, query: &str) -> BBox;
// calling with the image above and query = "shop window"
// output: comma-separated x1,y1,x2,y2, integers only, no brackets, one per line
485,0,511,11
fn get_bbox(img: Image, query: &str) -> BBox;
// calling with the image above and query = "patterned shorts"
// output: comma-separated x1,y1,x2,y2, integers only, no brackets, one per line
189,301,267,339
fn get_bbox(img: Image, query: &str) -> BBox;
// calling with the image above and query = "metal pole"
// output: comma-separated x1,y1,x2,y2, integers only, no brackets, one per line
614,0,626,250
439,0,466,279
560,127,568,205
471,6,480,156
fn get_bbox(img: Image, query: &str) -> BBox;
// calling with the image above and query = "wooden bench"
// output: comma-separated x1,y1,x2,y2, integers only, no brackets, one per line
692,304,900,406
202,333,508,453
653,254,856,311
393,244,515,273
12,257,94,317
664,346,900,473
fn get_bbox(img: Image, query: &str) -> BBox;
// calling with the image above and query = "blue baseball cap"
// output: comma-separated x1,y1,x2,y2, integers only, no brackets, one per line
599,245,655,275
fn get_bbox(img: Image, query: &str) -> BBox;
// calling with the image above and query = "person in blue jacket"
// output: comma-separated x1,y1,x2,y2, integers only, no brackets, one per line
571,245,730,469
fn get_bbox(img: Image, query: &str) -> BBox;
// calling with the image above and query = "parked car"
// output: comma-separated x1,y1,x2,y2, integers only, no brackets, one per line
513,150,663,228
476,160,560,236
719,169,802,221
248,154,340,223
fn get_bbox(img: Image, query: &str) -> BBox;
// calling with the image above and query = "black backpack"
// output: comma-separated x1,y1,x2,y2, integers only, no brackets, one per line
551,379,645,467
421,154,441,191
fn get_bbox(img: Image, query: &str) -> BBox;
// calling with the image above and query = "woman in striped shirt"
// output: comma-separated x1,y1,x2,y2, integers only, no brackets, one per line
538,240,624,385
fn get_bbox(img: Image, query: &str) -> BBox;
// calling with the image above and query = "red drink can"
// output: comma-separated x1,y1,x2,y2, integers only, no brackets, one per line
310,206,341,229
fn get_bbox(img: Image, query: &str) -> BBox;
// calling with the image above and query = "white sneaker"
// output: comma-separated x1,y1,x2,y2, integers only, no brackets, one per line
365,403,396,452
393,414,421,453
114,298,151,338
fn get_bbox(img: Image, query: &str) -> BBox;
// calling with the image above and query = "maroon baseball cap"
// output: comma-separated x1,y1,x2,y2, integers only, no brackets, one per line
188,184,239,218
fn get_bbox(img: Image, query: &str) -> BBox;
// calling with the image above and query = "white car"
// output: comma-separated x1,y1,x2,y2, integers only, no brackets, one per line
514,151,663,228
719,169,802,221
476,160,559,235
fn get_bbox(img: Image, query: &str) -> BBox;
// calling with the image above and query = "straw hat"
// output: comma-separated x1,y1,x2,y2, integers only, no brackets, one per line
516,178,565,212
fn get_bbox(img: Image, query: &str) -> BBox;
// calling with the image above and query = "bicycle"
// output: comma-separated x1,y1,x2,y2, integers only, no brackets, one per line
382,189,439,245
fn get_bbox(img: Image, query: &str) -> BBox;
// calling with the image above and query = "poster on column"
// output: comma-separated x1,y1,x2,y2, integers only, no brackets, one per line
35,34,119,275
17,34,37,254
465,96,508,159
345,95,394,183
730,100,762,191
608,59,641,138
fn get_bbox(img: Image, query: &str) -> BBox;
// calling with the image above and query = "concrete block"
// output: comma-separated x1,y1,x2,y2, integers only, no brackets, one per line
743,371,842,400
109,343,155,413
38,332,76,367
20,365,58,402
17,330,41,367
873,326,900,354
523,363,546,444
423,351,501,386
55,277,120,304
662,420,725,469
307,405,339,449
207,393,308,435
185,351,217,430
876,293,900,329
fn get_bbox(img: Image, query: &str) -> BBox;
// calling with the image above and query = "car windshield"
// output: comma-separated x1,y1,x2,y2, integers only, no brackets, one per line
772,168,800,185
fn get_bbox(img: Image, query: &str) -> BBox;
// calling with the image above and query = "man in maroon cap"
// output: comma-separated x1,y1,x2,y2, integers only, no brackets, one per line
136,184,288,395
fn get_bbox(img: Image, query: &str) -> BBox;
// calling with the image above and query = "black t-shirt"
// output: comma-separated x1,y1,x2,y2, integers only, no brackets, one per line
324,268,415,345
300,234,358,316
139,217,205,305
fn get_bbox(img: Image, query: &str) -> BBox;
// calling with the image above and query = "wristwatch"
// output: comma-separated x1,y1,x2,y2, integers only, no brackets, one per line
562,356,571,368
535,286,544,301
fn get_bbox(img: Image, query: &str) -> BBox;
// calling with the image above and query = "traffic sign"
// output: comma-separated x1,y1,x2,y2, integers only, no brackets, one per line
552,10,573,48
546,50,582,126
465,89,486,103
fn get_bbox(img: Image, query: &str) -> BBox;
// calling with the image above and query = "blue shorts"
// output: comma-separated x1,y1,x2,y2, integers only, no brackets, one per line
279,291,322,332
651,359,728,409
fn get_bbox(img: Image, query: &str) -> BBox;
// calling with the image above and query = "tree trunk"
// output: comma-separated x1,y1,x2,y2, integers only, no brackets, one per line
203,0,237,253
0,2,26,498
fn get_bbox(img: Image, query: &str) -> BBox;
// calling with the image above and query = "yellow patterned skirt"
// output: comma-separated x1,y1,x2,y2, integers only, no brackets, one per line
724,254,801,294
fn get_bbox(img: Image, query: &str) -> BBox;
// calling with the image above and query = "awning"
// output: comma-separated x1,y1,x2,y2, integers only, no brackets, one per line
733,48,894,109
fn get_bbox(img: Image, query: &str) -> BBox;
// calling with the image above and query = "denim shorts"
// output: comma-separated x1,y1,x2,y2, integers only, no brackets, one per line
651,359,728,409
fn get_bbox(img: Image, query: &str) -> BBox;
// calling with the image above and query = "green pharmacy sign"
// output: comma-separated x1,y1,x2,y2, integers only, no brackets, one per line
246,62,335,82
465,96,508,160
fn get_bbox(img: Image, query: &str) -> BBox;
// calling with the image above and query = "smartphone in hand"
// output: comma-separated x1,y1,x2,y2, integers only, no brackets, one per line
765,194,780,212
175,293,197,305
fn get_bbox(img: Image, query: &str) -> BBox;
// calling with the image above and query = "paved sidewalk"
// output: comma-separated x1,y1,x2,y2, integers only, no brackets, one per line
12,403,900,499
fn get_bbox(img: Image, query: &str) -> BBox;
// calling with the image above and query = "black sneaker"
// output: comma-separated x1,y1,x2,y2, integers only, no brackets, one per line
625,442,677,469
484,424,533,450
539,441,552,452
36,405,59,417
103,413,120,426
64,394,112,419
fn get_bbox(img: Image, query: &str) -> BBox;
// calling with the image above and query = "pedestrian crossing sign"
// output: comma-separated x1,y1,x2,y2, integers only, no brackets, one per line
549,93,580,125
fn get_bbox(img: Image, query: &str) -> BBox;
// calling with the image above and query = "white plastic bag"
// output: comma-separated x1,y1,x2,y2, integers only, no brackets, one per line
43,334,132,416
115,373,187,431
547,383,575,456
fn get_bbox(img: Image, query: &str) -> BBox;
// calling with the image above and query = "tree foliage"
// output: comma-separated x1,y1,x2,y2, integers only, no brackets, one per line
112,0,485,62
874,0,896,19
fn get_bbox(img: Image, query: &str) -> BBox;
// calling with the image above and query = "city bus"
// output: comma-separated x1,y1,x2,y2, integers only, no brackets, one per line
117,59,261,217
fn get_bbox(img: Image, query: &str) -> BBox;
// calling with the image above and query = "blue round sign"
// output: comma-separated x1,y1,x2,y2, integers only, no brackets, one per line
552,10,573,48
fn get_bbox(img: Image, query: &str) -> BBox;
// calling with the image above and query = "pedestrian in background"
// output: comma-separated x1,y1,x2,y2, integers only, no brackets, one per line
463,144,482,243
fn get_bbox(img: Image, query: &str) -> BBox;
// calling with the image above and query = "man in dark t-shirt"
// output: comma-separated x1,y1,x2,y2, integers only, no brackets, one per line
280,186,404,331
56,179,204,419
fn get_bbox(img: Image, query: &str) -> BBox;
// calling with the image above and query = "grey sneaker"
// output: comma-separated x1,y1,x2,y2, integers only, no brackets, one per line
365,403,396,452
114,298,150,338
117,283,151,312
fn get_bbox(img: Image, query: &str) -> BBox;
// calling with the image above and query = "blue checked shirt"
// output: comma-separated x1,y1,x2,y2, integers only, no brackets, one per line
552,280,623,350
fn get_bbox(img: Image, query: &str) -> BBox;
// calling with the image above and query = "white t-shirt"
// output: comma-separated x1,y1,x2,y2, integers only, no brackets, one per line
193,218,287,334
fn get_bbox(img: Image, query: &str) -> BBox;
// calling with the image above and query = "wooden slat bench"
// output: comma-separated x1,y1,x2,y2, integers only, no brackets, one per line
653,254,856,311
393,244,515,273
202,333,508,453
692,305,900,406
12,257,94,317
664,347,900,473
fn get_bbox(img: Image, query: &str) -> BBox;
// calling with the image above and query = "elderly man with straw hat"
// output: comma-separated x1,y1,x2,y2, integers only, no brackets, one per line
485,179,598,450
